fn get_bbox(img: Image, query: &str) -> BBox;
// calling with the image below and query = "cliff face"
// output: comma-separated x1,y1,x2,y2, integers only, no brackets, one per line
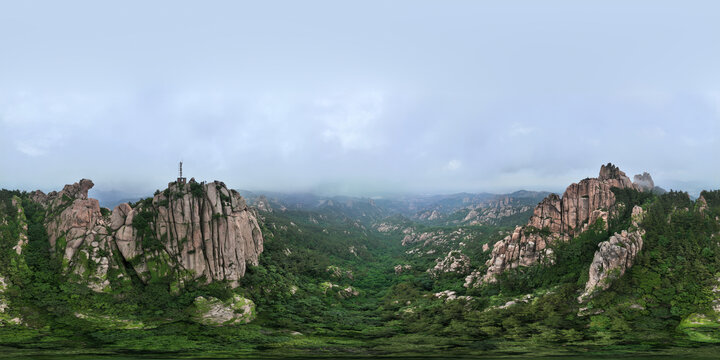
114,181,263,287
32,179,263,291
476,163,638,285
578,205,645,302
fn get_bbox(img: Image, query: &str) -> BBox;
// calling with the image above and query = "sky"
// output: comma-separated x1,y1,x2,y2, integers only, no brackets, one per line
1,1,719,198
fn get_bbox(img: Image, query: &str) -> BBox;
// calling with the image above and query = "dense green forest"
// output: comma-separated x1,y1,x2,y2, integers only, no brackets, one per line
1,187,720,358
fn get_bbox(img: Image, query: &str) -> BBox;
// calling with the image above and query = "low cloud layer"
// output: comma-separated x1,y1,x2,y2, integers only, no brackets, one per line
1,1,719,196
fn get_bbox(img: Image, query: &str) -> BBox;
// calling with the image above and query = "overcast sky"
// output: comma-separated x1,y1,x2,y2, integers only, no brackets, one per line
1,1,719,197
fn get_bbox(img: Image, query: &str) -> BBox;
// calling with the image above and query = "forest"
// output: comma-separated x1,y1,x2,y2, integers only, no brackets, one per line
0,187,719,358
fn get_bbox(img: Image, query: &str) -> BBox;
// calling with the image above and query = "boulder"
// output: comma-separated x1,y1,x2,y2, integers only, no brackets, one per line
191,295,256,326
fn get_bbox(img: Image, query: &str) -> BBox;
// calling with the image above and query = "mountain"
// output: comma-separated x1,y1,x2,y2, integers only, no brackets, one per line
241,189,550,227
0,165,719,357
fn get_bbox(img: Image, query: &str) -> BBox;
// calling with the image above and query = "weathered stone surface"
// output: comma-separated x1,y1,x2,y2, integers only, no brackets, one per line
394,264,412,275
110,203,131,230
191,294,256,326
428,251,470,277
578,206,645,302
433,290,473,302
321,282,360,298
254,195,272,213
477,164,639,285
33,179,264,291
115,180,263,287
633,172,655,192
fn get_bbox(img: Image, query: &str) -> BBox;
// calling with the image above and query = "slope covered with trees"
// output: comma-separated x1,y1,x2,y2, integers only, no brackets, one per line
0,173,719,358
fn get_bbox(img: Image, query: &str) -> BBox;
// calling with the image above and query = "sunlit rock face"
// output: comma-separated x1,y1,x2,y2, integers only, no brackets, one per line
34,179,263,291
474,163,638,286
578,205,645,302
115,180,264,287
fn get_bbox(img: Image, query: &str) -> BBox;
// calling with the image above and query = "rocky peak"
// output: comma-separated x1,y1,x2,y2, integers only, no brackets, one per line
33,178,263,291
475,164,637,285
29,178,95,209
61,179,95,200
599,163,630,183
633,172,655,192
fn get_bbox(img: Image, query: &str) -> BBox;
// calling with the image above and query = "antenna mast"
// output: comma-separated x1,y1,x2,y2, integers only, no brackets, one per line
177,161,187,185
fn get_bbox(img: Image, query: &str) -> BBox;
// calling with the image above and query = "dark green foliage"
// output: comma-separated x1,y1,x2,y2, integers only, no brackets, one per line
609,187,654,233
190,182,204,198
2,184,720,356
484,221,607,297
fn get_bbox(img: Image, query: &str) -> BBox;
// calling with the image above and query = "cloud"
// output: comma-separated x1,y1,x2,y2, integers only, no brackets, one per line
446,159,462,171
319,92,385,151
509,123,534,136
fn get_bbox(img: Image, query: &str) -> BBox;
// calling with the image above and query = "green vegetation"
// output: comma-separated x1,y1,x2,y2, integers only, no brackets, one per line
1,186,720,357
189,182,204,198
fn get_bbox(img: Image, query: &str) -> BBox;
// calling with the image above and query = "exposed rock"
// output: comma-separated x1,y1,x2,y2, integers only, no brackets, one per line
321,282,359,298
464,270,483,288
428,251,470,277
697,196,709,214
0,276,8,313
633,172,655,192
479,164,638,284
34,179,264,291
327,265,353,280
433,290,472,302
394,264,412,275
375,223,400,233
401,228,471,247
578,206,645,302
0,276,21,326
115,180,263,287
254,195,273,212
338,286,359,298
191,294,256,326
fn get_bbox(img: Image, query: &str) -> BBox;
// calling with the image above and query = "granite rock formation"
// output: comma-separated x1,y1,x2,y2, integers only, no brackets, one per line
633,172,655,192
476,164,638,285
191,294,256,326
428,251,471,278
578,205,645,302
31,179,264,291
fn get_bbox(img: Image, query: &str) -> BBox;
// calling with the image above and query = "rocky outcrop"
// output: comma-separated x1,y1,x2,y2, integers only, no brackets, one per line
115,180,263,287
478,164,638,284
433,290,473,302
254,195,273,213
0,276,22,326
401,228,471,247
32,179,117,291
321,282,360,298
633,172,655,192
578,206,645,302
394,264,412,275
191,294,256,325
327,265,354,280
428,251,471,277
32,179,264,291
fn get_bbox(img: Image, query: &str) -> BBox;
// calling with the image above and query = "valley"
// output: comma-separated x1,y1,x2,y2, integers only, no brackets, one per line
0,164,719,358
